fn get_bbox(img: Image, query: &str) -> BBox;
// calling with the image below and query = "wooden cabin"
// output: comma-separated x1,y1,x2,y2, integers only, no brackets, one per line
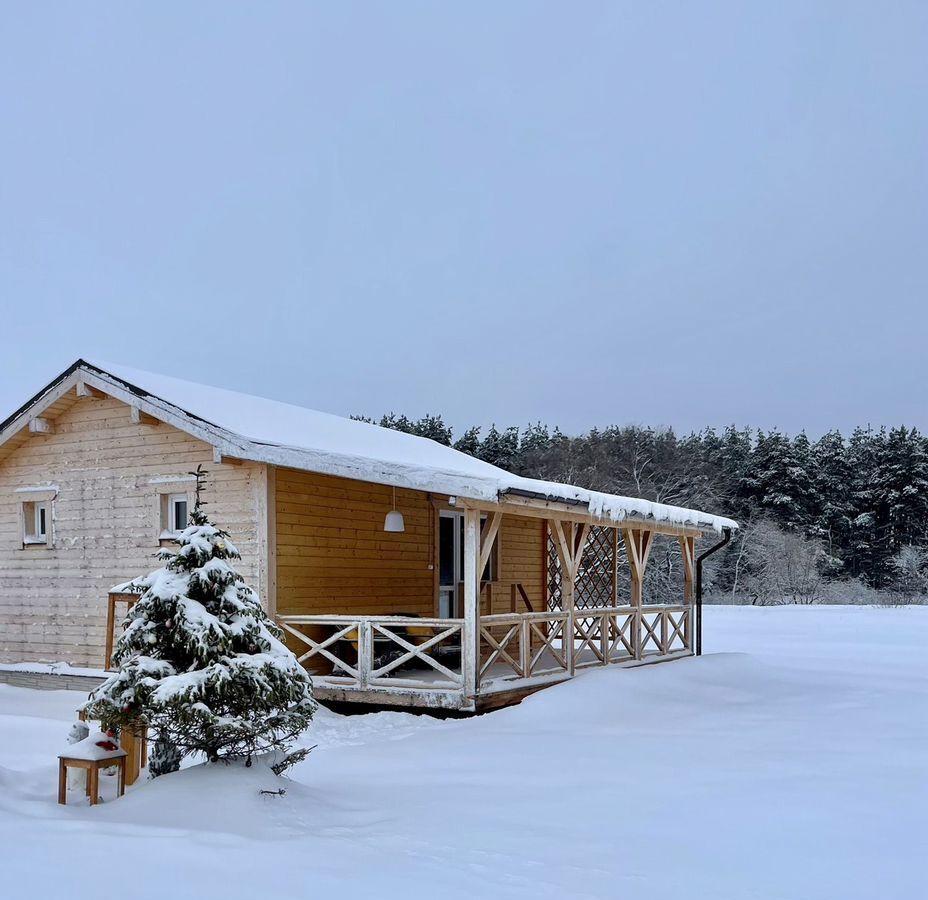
0,360,736,712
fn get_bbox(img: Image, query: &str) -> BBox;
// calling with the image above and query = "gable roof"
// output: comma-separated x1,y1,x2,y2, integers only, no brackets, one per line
0,359,737,534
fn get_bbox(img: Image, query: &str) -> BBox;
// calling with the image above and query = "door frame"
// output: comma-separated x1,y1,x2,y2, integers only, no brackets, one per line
435,508,500,618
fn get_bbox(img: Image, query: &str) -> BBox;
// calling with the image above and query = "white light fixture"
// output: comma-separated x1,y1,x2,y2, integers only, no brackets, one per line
384,485,405,533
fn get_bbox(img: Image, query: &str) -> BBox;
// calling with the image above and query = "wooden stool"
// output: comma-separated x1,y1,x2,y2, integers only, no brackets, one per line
58,751,127,806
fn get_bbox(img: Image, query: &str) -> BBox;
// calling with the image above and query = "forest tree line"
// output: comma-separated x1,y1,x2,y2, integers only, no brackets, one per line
356,412,928,604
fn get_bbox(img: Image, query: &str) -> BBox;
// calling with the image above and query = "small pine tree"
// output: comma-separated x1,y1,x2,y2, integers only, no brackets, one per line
84,467,315,767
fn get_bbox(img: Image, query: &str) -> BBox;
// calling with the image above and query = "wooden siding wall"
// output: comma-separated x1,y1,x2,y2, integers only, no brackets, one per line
275,468,435,616
0,394,264,668
274,469,547,618
483,515,546,615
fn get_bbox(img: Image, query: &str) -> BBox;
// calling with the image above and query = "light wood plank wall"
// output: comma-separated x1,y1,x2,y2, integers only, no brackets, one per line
0,394,263,668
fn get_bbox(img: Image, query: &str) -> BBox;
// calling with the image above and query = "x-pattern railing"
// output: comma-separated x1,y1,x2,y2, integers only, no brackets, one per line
278,614,465,690
278,618,361,680
525,613,569,676
606,609,637,660
370,621,464,686
280,604,691,697
479,619,524,679
639,610,664,656
479,612,571,685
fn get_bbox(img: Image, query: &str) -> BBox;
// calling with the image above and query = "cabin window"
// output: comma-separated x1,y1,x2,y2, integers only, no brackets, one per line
160,492,191,540
22,500,50,546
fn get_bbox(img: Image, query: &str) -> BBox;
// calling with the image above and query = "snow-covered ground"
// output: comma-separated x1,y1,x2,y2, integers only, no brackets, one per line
1,606,924,899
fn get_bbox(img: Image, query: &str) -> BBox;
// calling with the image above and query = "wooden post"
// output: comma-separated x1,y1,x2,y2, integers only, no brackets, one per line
623,528,653,660
520,617,531,678
88,764,100,806
104,593,116,671
122,727,140,786
550,519,573,673
357,619,372,689
550,518,590,676
679,535,695,651
463,508,480,701
57,760,66,805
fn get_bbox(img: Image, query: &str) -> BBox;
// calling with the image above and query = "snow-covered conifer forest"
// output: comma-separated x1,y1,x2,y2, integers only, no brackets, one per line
358,415,928,603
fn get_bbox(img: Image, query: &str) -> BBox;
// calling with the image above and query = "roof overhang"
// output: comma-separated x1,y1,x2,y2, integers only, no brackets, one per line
1,360,738,536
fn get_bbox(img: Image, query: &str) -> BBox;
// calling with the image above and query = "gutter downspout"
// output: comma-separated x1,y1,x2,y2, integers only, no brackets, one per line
695,526,732,656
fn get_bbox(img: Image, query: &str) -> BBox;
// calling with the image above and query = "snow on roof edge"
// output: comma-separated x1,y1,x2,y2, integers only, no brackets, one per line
75,360,737,534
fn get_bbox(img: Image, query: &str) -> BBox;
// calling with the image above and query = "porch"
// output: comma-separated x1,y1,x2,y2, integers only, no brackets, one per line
276,485,705,713
278,604,694,712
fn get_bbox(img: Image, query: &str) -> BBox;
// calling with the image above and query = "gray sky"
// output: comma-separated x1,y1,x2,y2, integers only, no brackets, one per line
2,2,926,439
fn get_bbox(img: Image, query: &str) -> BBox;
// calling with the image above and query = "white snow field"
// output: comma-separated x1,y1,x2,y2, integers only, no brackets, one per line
0,605,924,900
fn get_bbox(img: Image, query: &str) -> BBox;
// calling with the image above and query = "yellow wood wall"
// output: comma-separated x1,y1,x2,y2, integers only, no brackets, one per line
275,468,435,616
274,468,547,618
0,394,264,668
482,515,547,615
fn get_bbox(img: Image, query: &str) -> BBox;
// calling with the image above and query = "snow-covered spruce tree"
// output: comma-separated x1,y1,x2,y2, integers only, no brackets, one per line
83,468,314,768
148,736,183,778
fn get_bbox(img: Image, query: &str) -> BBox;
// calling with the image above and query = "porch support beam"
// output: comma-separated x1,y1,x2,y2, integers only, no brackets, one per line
550,518,591,675
479,511,502,577
463,508,480,700
622,528,653,660
679,534,696,650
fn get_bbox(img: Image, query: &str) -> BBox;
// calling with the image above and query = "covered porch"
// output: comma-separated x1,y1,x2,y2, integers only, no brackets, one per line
276,482,715,713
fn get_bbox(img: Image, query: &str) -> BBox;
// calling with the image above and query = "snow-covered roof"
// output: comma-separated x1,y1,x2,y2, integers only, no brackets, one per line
4,360,737,533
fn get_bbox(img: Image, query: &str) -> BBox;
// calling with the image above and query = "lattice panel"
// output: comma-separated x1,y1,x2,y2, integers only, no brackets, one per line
548,525,617,611
575,526,616,609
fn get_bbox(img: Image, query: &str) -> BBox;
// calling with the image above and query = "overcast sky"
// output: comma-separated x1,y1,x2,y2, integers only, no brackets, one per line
1,3,925,439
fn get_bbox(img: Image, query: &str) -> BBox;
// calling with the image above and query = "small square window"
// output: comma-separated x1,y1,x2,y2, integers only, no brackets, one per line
169,495,189,532
22,500,49,546
160,492,191,540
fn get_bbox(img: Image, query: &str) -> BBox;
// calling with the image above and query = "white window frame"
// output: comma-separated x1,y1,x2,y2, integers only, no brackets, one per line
20,496,53,548
159,490,192,541
168,493,189,533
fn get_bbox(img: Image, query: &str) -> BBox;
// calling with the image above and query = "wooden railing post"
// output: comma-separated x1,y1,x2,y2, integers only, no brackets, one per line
357,619,372,689
520,617,530,678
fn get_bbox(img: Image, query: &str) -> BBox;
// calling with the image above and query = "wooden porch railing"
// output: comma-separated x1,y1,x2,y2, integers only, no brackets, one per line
478,611,570,683
478,604,691,687
277,615,466,691
278,604,692,697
